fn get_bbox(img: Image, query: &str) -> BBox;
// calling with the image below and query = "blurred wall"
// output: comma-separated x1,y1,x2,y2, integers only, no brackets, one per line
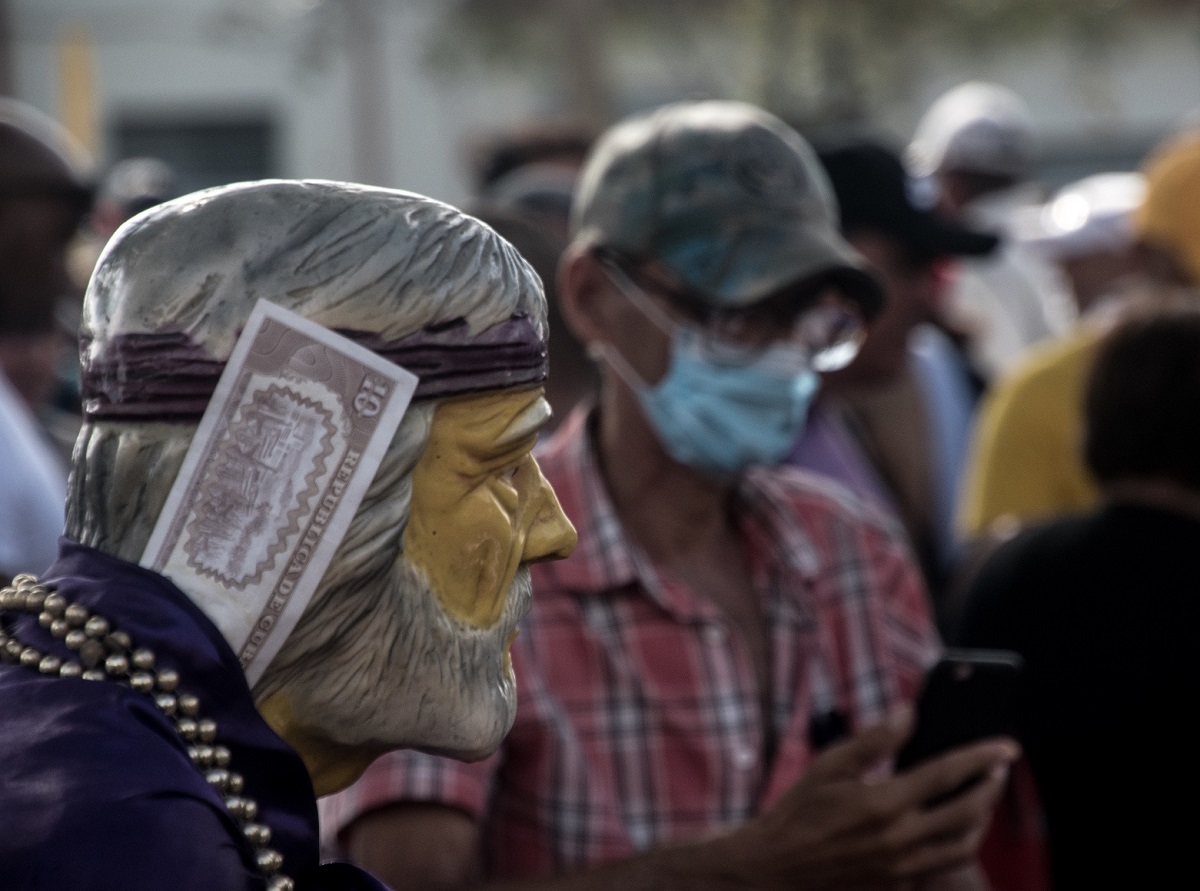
9,0,545,205
9,0,1200,203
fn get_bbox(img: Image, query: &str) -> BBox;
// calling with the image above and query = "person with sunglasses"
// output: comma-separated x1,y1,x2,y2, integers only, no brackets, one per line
324,101,1017,891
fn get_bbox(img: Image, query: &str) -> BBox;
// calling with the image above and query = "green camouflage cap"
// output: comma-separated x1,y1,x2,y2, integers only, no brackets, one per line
572,100,883,315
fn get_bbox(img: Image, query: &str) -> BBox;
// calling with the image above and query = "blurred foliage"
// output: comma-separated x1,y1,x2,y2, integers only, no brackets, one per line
427,0,1200,124
431,0,1190,64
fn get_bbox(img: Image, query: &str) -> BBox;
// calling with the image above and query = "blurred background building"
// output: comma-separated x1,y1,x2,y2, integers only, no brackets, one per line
4,0,1200,205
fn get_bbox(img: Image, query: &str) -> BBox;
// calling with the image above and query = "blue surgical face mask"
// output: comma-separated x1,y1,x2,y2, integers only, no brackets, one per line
596,268,820,477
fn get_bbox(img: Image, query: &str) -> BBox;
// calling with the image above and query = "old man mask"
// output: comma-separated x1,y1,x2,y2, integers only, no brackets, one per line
72,180,576,794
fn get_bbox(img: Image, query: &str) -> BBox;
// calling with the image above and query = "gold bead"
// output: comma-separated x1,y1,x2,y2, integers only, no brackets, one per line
156,668,180,692
197,718,218,743
11,573,38,588
266,875,294,891
105,631,132,652
22,590,46,612
131,648,155,670
58,661,83,679
42,593,66,616
243,823,271,846
37,611,55,629
81,669,105,681
129,671,155,693
193,745,215,767
79,640,105,668
19,647,41,667
64,603,88,626
50,618,69,638
104,654,129,676
177,718,199,741
226,772,244,795
212,746,232,768
255,849,283,874
5,639,24,658
205,768,230,789
38,655,62,675
64,629,87,650
155,693,177,715
178,693,200,716
84,616,110,639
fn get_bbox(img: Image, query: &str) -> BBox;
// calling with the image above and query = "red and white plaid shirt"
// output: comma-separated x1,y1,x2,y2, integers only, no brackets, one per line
321,408,939,876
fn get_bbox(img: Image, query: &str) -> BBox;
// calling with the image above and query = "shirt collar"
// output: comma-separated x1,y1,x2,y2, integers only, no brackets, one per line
533,406,823,613
533,406,649,597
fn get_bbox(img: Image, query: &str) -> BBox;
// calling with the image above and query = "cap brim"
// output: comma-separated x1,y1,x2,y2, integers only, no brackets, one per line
771,222,887,319
661,219,886,319
811,264,887,319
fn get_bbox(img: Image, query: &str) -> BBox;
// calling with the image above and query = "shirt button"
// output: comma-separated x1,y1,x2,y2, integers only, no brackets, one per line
733,746,756,770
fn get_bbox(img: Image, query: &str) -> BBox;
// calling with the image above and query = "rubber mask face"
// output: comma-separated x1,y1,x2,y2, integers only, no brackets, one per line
404,386,576,631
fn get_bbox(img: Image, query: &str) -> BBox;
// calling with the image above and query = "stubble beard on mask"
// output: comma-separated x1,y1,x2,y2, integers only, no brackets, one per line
257,555,533,763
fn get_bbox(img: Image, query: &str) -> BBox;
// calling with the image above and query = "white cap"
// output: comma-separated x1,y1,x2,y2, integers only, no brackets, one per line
1020,172,1145,260
906,82,1033,180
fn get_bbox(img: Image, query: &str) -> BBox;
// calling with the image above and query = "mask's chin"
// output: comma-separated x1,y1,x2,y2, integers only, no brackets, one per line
417,575,528,762
270,558,532,764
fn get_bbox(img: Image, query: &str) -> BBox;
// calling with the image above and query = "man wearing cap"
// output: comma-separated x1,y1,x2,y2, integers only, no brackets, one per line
907,82,1072,380
958,172,1150,539
787,142,997,612
0,99,92,583
325,101,1016,891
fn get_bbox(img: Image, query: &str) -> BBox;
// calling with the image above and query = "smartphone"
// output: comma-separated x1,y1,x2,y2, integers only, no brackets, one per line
895,648,1023,773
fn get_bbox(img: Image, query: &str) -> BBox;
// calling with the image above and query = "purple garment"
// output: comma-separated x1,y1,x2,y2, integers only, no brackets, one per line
786,396,900,519
0,540,388,891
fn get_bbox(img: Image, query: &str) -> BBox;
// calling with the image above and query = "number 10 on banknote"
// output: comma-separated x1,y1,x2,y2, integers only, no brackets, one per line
142,299,418,684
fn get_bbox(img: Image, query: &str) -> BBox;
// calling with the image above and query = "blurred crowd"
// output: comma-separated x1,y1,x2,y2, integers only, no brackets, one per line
4,71,1200,890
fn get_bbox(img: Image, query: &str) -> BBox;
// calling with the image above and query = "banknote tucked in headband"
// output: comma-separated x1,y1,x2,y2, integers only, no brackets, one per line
81,313,548,422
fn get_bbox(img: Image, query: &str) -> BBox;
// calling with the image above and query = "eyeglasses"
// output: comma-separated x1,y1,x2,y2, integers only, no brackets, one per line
600,256,865,373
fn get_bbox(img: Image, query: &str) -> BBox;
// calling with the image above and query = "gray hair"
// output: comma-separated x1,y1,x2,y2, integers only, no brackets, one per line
67,179,546,561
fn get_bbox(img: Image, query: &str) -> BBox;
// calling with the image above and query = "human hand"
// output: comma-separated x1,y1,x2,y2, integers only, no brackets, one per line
717,709,1018,890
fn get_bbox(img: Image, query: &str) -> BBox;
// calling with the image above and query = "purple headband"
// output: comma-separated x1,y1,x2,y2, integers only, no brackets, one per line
81,315,548,422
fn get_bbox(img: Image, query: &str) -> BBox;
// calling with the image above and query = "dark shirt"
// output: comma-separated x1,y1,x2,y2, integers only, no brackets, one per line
957,502,1200,889
0,540,387,890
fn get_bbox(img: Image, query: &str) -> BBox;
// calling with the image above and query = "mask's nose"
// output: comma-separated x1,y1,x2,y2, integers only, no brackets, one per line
521,461,577,563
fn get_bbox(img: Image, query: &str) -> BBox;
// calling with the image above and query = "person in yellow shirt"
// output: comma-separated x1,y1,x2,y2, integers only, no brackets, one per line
959,137,1200,538
959,326,1104,535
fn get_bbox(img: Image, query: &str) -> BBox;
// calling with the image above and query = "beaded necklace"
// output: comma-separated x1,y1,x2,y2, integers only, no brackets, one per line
0,574,294,891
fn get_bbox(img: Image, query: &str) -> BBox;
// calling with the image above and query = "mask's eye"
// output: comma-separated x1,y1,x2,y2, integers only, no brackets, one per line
494,461,523,500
